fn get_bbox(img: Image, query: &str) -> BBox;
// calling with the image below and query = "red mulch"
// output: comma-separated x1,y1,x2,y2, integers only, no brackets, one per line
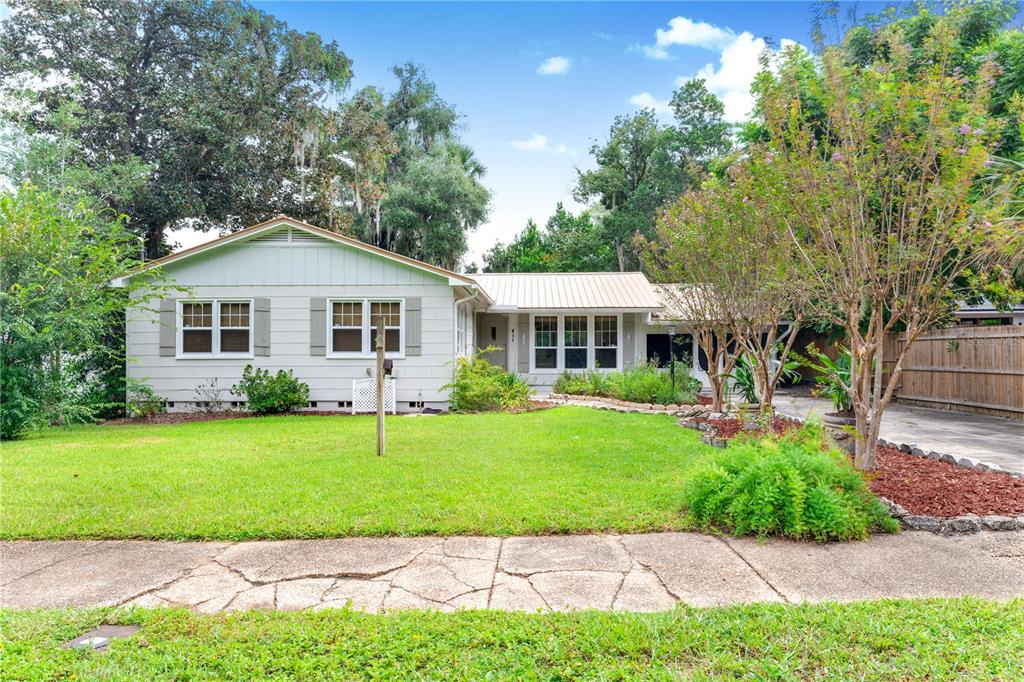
696,416,801,440
696,395,713,406
867,446,1024,518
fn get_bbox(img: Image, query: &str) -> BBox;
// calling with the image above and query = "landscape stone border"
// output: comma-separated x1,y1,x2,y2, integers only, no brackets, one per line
879,496,1024,535
783,414,1023,479
546,394,717,417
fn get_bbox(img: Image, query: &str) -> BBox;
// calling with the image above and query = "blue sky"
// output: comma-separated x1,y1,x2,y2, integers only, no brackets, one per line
250,1,854,265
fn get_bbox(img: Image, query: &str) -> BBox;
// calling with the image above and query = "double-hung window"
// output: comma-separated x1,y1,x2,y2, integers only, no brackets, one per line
563,316,588,369
179,300,251,357
331,301,363,353
328,299,403,356
594,315,618,368
534,316,558,369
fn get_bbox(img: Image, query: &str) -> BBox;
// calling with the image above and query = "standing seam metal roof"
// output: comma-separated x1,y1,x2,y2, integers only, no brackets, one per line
470,272,663,310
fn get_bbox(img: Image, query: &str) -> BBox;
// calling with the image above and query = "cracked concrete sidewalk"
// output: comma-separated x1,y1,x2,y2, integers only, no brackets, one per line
3,532,1023,613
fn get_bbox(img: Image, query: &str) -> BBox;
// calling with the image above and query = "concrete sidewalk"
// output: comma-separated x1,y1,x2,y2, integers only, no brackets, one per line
774,393,1024,475
3,531,1023,613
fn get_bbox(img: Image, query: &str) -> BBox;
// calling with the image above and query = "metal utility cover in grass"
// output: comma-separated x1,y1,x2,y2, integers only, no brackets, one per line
65,625,140,651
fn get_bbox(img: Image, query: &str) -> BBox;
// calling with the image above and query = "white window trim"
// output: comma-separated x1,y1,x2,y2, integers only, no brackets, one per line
176,298,254,359
327,298,405,359
529,312,622,373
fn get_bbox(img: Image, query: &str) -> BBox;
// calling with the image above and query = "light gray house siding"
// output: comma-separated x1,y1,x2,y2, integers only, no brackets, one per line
127,228,461,411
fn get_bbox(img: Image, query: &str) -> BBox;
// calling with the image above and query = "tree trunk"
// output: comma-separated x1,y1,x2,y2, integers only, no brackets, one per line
144,225,164,260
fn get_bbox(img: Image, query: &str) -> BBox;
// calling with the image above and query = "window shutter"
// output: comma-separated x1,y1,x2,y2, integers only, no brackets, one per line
310,297,326,356
159,299,176,357
517,313,530,373
406,297,422,356
254,298,271,356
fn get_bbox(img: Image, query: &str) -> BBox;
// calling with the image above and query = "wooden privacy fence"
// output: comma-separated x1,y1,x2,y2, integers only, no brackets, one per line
882,326,1024,420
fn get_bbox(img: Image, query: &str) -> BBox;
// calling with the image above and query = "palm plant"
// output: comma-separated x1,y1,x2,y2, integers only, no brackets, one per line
797,345,853,415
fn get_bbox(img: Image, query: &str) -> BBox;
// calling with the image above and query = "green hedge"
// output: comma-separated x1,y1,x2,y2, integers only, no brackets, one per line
554,362,701,405
685,425,898,541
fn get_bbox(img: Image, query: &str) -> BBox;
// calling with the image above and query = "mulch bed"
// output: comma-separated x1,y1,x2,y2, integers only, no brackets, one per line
694,416,801,440
695,416,1024,518
867,446,1024,518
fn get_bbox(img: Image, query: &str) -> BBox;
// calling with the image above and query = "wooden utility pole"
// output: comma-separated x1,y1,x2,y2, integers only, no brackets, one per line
375,316,385,456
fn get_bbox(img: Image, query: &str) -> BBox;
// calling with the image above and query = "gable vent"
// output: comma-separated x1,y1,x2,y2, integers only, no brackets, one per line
250,228,291,244
290,231,323,243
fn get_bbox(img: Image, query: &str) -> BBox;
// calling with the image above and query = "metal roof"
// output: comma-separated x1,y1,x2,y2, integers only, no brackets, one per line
471,272,662,310
649,283,705,322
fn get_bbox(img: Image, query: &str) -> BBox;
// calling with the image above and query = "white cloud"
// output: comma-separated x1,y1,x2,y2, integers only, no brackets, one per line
628,92,672,115
677,33,804,123
509,133,572,156
638,16,737,59
674,31,766,122
537,56,571,76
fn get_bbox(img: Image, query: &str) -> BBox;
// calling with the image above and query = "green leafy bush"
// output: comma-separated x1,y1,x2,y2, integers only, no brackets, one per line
125,379,164,419
684,425,897,541
554,362,701,405
232,365,310,415
446,349,531,412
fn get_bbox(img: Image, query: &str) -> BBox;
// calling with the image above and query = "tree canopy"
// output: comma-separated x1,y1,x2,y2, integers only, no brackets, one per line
0,0,353,257
482,204,617,273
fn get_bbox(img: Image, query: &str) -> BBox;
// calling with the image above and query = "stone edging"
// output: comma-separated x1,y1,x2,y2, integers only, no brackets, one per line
782,413,1023,479
876,437,1024,479
546,393,719,417
879,497,1024,534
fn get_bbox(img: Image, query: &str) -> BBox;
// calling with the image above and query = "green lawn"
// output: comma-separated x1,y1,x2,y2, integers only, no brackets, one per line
0,407,707,540
4,599,1022,680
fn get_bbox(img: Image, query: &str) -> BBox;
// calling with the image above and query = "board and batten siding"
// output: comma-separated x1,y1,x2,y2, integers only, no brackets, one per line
127,231,459,410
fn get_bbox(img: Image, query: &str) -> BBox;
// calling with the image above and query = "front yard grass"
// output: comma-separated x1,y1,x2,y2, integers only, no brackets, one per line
4,598,1021,679
0,406,705,540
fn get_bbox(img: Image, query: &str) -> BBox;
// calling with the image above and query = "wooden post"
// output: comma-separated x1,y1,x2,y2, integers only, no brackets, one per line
375,316,385,456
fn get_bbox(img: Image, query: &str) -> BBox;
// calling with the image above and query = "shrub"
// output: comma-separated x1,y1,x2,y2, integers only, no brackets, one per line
232,365,310,415
446,349,531,412
554,362,701,405
125,378,164,419
684,425,898,542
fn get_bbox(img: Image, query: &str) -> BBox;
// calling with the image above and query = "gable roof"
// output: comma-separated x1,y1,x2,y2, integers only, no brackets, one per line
471,272,662,310
111,216,479,288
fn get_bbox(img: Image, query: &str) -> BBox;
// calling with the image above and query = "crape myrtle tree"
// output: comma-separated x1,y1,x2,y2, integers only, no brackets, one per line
642,171,807,413
0,0,352,257
750,20,1022,469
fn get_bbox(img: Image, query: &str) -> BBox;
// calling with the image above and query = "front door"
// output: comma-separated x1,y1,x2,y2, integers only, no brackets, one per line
476,314,508,369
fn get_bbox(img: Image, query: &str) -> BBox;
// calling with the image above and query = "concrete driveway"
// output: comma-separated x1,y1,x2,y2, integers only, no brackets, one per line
774,393,1024,475
3,531,1023,613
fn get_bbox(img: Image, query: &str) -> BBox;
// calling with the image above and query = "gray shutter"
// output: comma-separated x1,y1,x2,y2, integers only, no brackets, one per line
622,313,635,369
517,313,530,373
310,297,326,356
254,297,271,356
159,298,176,357
406,297,422,356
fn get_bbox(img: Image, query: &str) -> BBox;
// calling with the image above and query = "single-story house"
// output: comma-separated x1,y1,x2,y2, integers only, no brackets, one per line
115,216,714,412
